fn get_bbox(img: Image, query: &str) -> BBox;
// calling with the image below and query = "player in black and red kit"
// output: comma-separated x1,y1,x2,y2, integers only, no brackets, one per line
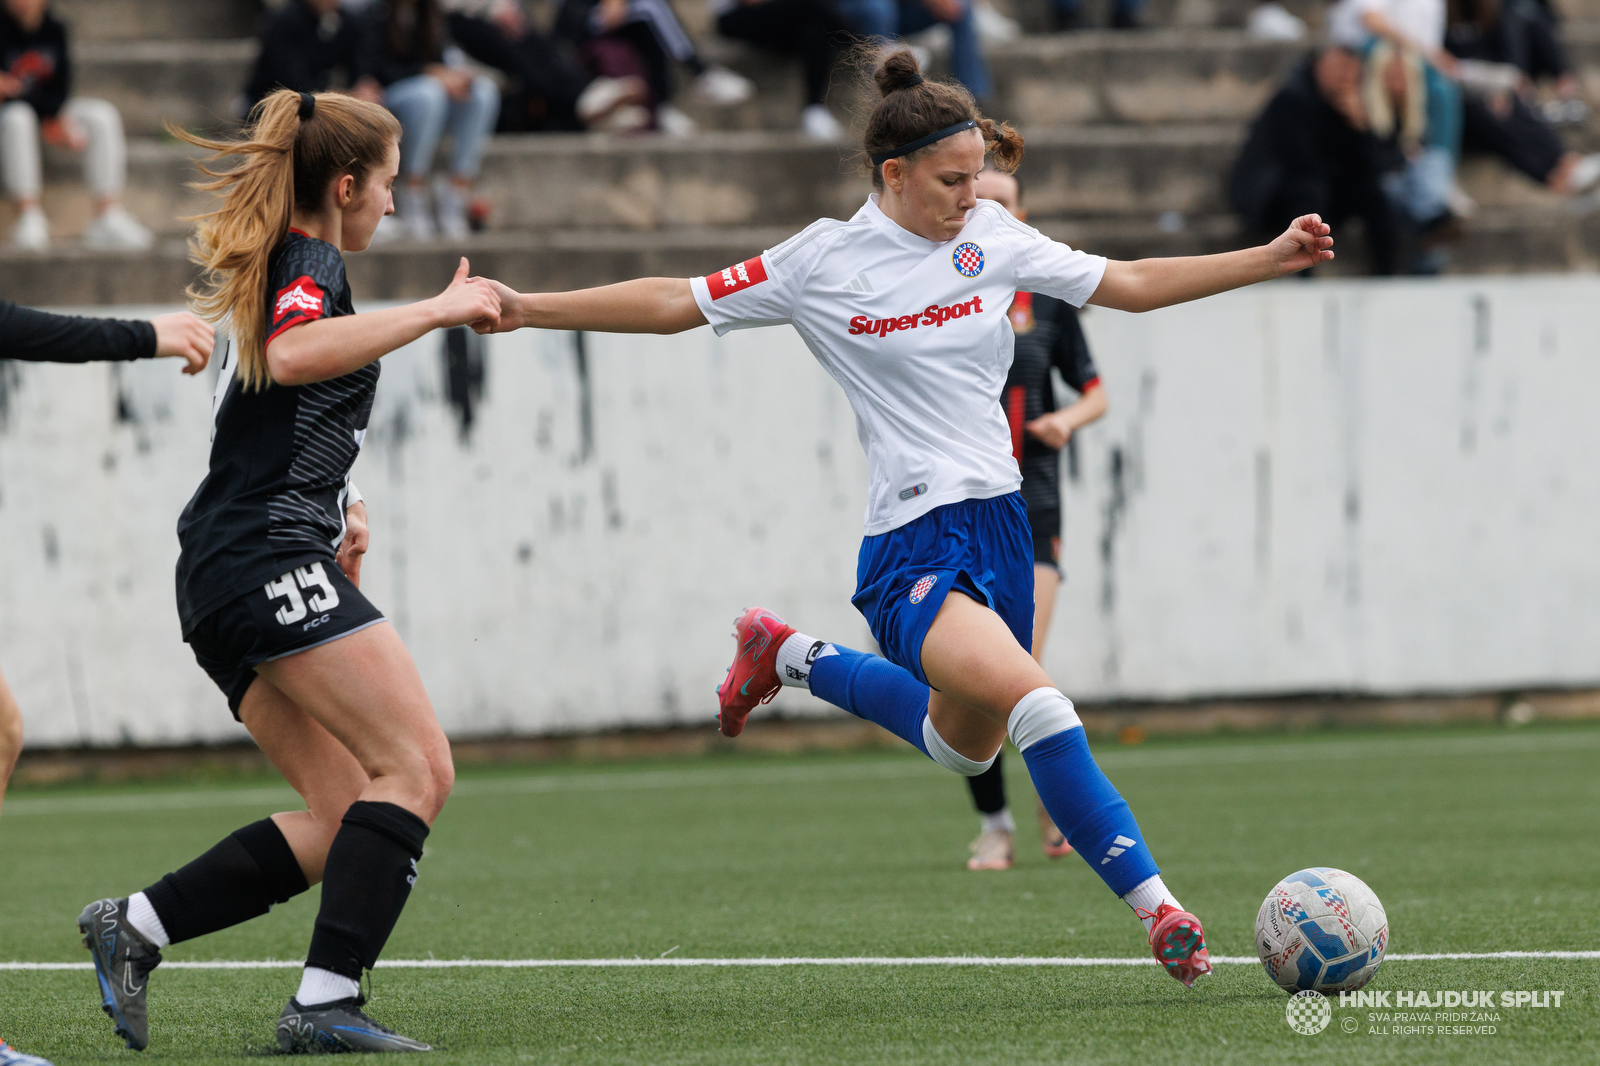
962,167,1109,872
0,302,211,1066
76,89,500,1054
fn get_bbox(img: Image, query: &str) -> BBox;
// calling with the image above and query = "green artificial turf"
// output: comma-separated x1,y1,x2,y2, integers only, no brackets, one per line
2,722,1596,1064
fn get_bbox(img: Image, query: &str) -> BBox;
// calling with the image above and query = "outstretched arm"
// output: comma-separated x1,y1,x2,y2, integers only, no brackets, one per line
1089,215,1333,314
472,277,707,335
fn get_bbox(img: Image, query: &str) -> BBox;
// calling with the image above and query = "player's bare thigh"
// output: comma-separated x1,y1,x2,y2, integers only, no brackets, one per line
922,590,1055,761
1031,563,1061,662
253,622,454,824
0,665,22,814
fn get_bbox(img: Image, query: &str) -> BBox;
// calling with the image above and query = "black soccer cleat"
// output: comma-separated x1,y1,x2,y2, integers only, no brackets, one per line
78,897,162,1051
277,996,432,1054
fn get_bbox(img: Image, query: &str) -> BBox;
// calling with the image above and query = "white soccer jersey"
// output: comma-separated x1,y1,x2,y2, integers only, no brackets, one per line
690,195,1107,536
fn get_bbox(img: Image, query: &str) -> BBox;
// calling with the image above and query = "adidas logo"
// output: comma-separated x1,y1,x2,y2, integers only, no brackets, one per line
845,273,874,294
1100,835,1137,866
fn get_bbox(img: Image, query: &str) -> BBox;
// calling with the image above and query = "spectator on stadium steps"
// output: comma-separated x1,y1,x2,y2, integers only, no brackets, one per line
243,0,364,113
1229,48,1403,275
712,0,852,140
354,0,499,240
1443,0,1600,194
1048,0,1141,30
440,0,650,131
0,0,151,250
835,0,991,103
555,0,755,135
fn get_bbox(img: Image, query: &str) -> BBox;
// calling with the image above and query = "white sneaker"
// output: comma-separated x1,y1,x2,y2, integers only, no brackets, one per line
593,104,651,132
974,0,1021,42
576,75,645,126
966,828,1015,871
395,183,435,241
1246,2,1307,40
800,104,843,141
433,178,470,241
10,206,48,251
656,103,697,136
83,205,154,251
1568,154,1600,195
693,66,754,107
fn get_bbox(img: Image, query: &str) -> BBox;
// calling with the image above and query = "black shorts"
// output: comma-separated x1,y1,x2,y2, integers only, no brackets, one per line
1029,505,1062,571
186,559,386,719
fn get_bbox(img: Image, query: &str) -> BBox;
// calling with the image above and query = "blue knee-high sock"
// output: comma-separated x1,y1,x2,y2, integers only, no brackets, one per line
1023,727,1160,897
807,644,930,757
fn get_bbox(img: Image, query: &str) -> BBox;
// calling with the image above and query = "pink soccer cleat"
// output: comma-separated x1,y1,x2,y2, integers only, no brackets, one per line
1144,902,1212,987
715,607,795,737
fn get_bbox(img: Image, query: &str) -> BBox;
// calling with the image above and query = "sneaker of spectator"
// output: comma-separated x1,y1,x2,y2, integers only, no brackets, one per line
575,74,652,126
0,0,151,251
973,0,1020,42
656,101,697,134
1247,2,1309,40
692,65,755,106
800,102,843,140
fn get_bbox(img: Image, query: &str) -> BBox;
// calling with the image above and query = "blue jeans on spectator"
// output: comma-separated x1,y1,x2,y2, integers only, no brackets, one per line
384,73,500,180
835,0,991,102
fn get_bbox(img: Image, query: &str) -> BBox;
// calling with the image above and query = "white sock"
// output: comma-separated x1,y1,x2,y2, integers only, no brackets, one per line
126,892,171,949
980,808,1015,834
1121,874,1181,934
296,966,360,1008
775,631,835,688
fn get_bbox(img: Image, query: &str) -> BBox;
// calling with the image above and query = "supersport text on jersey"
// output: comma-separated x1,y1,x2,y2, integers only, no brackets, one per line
690,196,1106,536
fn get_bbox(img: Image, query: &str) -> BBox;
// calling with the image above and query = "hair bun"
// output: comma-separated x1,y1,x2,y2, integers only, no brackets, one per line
873,48,925,95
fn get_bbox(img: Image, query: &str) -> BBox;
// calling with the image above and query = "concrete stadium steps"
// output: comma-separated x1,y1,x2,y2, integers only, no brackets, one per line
53,0,257,41
9,125,1590,247
4,206,1598,306
75,26,1600,138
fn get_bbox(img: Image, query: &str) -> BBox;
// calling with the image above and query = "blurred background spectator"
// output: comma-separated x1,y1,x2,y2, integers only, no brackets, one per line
243,0,363,112
555,0,754,134
714,0,851,139
1446,0,1582,119
1230,47,1403,275
836,0,991,102
356,0,500,240
441,0,650,131
0,0,150,250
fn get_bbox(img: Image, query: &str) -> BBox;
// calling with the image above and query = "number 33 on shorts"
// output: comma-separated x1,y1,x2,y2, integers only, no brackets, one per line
264,562,341,625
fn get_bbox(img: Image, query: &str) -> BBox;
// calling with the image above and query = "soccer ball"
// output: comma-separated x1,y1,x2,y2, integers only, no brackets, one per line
1255,867,1388,994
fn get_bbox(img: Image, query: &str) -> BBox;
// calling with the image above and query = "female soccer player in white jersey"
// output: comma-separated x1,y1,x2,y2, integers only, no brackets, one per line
77,89,500,1053
0,303,213,1066
475,48,1332,986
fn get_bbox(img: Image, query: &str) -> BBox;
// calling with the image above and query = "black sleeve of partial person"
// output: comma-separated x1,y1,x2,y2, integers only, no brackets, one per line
0,301,157,362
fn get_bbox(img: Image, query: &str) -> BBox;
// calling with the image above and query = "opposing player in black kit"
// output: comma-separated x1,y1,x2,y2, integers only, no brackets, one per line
77,89,500,1053
962,167,1106,871
0,303,212,1066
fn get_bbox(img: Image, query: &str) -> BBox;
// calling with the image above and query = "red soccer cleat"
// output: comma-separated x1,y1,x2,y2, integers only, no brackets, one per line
715,607,795,738
1036,800,1074,859
1144,902,1212,987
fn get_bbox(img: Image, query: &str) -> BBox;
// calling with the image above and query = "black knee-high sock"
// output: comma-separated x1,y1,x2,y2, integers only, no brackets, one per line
306,801,430,979
141,819,310,944
965,751,1008,815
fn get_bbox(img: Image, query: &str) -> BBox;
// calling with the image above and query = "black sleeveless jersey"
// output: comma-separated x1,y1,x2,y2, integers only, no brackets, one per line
1001,292,1100,519
175,230,378,635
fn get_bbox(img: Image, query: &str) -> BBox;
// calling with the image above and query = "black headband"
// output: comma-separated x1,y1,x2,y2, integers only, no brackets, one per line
870,118,978,166
298,92,316,120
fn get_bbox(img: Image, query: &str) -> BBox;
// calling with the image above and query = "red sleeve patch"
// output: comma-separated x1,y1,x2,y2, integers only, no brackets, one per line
265,274,326,345
704,256,768,301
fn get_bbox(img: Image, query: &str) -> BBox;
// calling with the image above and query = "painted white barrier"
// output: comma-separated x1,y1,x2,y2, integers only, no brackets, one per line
3,275,1598,747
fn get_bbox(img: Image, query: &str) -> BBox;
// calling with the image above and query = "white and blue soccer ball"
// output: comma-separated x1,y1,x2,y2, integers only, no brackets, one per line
1255,867,1388,994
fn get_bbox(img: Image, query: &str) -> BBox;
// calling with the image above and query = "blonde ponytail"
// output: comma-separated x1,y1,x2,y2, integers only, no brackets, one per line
171,90,400,390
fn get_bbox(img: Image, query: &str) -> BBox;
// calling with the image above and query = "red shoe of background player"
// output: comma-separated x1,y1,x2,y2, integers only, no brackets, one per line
1036,800,1074,858
1144,902,1212,987
715,607,795,738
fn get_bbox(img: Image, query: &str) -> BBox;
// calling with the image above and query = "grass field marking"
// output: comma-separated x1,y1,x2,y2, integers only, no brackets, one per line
6,951,1596,972
7,726,1598,818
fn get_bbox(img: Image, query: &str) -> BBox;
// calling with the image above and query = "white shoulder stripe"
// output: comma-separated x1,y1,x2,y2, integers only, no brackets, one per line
767,217,853,267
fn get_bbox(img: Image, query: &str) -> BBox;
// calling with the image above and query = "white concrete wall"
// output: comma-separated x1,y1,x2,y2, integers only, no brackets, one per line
4,275,1599,747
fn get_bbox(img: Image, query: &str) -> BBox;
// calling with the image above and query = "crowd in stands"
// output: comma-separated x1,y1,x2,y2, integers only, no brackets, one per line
1233,0,1600,273
1,0,1596,259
